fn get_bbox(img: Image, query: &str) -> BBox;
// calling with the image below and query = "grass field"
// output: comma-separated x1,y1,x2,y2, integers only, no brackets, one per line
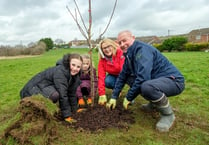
0,49,209,145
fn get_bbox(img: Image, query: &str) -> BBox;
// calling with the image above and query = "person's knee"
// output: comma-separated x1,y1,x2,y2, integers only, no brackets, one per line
49,91,59,103
141,82,153,97
105,78,114,89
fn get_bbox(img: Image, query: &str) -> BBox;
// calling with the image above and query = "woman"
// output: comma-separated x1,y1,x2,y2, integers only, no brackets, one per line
20,53,83,123
98,38,125,105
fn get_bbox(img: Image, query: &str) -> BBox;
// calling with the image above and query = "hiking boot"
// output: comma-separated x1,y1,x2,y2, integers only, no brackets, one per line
78,98,85,106
141,102,156,112
156,105,175,132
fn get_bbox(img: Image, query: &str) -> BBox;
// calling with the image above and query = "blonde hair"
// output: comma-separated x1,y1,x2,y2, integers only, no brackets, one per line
81,54,90,60
98,38,118,59
81,53,95,68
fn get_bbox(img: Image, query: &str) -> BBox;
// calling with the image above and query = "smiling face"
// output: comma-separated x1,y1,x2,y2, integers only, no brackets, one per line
82,58,90,71
70,58,82,76
117,31,135,53
101,42,114,57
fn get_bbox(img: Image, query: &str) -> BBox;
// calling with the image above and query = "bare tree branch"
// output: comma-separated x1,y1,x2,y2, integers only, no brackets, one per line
66,6,88,40
99,0,118,40
73,0,88,33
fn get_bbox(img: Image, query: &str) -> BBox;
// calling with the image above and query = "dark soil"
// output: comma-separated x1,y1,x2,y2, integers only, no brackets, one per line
55,104,135,132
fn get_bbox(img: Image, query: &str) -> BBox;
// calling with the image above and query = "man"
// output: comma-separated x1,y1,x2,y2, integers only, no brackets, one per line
106,30,185,132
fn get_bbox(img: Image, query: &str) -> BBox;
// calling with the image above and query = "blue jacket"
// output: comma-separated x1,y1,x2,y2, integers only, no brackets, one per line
112,40,184,101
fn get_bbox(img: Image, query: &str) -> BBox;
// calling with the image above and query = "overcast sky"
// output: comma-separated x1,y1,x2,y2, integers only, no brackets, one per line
1,0,209,46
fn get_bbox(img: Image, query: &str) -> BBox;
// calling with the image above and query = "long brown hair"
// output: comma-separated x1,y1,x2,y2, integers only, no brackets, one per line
63,53,83,69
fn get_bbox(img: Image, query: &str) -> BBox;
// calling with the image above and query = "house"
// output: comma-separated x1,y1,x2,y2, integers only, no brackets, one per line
188,28,209,43
135,36,161,45
105,36,161,45
69,39,96,48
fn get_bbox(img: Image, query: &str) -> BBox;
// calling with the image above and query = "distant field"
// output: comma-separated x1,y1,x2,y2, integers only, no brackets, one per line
0,49,208,145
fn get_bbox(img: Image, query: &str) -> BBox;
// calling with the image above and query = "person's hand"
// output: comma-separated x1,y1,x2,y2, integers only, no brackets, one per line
78,98,85,106
106,98,116,110
65,117,77,123
98,95,107,105
123,97,131,110
77,108,86,113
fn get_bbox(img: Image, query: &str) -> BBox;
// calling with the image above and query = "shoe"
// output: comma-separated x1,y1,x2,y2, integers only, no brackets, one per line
87,98,92,105
78,98,85,106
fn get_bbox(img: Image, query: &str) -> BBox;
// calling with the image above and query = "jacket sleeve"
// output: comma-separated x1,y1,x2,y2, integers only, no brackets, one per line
111,58,128,99
68,76,80,113
98,59,106,96
53,67,72,118
126,48,153,101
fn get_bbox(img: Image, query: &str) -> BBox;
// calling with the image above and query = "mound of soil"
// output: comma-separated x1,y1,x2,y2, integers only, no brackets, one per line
2,97,58,145
55,103,135,132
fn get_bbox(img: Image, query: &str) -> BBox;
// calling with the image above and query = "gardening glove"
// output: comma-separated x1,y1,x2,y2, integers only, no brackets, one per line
98,95,107,105
65,117,77,123
87,98,92,105
77,108,87,113
78,98,85,106
123,97,131,110
106,98,116,110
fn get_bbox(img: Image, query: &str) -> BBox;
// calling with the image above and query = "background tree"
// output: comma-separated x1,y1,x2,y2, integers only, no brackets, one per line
162,36,187,52
39,38,54,51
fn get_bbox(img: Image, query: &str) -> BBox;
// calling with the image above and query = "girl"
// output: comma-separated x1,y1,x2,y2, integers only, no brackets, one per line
76,54,98,106
20,53,83,123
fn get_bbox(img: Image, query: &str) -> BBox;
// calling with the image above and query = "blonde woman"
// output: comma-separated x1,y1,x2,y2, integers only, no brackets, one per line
98,38,125,105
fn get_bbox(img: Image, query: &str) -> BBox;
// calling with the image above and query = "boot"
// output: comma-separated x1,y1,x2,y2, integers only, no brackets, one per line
152,94,175,132
141,102,156,112
156,105,175,132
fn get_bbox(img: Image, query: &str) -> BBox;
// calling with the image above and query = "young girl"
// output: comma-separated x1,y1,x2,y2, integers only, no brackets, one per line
20,53,83,123
76,54,98,107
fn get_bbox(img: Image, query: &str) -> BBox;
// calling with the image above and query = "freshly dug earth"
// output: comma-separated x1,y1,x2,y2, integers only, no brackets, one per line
2,96,135,144
2,97,58,145
55,104,135,132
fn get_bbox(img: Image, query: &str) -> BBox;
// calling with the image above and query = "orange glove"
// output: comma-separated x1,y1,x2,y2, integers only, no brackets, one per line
78,98,85,106
77,108,87,113
65,117,77,123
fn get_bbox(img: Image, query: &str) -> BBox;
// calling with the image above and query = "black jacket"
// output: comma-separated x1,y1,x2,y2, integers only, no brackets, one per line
20,55,81,118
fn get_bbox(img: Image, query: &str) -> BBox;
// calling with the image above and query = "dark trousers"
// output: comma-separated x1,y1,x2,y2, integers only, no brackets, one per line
140,77,185,101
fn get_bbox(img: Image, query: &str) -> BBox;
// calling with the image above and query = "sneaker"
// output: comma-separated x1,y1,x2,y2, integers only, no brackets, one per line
78,98,85,106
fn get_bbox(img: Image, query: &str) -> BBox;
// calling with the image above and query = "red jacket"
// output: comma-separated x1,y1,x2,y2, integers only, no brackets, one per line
98,48,125,96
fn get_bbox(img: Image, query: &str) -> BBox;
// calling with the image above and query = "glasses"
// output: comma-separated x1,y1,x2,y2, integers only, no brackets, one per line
102,45,112,50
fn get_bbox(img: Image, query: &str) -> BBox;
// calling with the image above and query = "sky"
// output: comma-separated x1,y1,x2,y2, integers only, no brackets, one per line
1,0,209,46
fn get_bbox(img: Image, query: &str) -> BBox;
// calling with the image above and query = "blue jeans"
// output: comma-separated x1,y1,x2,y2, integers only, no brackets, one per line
105,74,118,89
140,77,185,101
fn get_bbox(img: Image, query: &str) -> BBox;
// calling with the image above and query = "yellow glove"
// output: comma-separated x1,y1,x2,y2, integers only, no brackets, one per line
106,98,116,110
77,108,87,113
123,97,131,110
65,117,77,123
98,95,107,105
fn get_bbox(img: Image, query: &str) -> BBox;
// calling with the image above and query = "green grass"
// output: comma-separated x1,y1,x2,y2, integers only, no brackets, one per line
0,49,209,145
